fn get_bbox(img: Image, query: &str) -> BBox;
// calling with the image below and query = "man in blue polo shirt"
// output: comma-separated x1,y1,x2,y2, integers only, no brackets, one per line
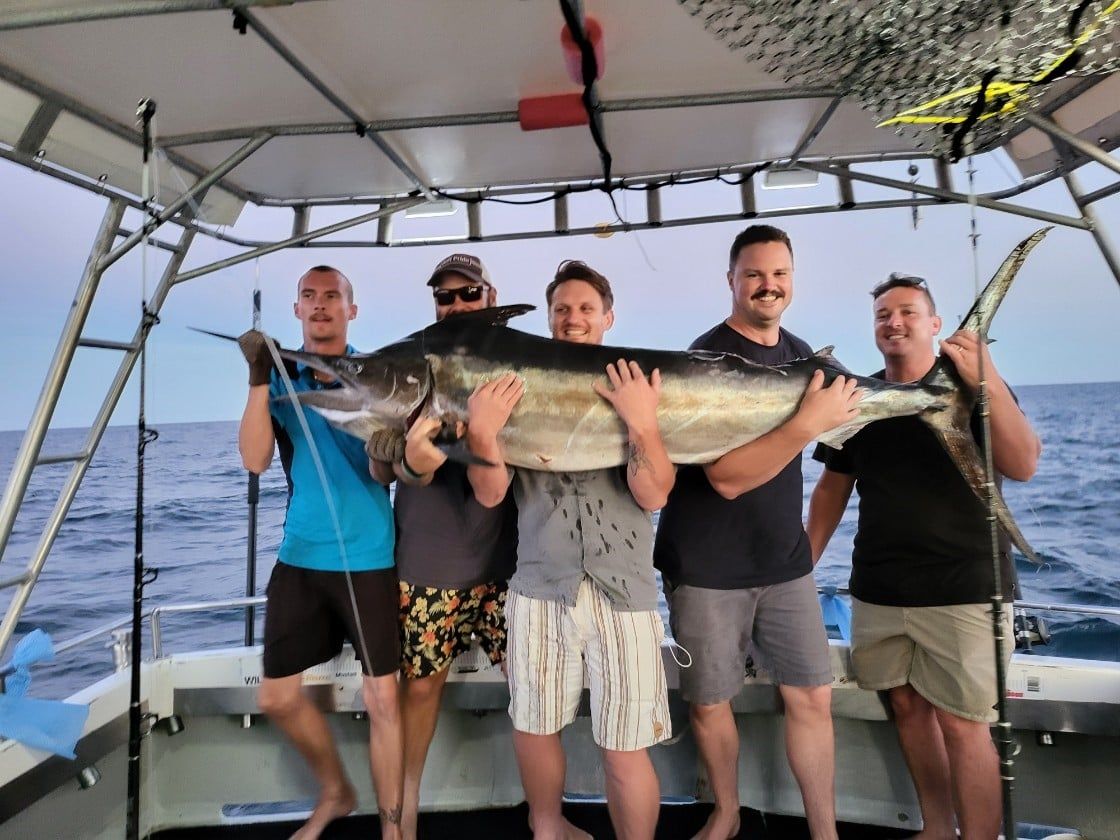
239,265,403,840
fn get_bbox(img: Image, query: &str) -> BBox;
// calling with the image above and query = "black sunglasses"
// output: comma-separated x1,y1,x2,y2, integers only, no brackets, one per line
433,284,487,306
870,272,928,299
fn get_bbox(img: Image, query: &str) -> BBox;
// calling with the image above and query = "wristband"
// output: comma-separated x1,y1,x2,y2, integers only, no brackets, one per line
400,452,427,481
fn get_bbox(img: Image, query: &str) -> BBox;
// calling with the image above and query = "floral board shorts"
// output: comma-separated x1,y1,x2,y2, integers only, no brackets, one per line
399,580,507,679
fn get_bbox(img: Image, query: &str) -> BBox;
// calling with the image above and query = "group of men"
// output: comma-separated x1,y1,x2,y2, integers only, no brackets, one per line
237,224,1040,840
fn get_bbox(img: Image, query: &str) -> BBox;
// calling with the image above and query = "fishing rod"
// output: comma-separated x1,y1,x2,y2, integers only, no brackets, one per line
245,265,261,648
126,97,161,840
965,144,1017,840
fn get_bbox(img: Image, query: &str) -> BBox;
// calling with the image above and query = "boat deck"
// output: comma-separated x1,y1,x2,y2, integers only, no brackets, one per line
152,804,913,839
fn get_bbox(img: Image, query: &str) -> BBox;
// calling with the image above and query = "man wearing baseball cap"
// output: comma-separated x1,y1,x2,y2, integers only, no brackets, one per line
392,254,518,840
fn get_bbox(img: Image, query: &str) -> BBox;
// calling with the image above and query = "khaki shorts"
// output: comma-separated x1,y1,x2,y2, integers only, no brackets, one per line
851,598,1013,723
506,578,671,752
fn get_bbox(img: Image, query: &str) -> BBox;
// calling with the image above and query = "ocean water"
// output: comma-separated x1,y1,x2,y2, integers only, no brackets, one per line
2,382,1118,699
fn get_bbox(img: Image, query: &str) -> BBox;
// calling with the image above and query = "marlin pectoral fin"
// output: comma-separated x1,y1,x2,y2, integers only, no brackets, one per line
435,437,495,468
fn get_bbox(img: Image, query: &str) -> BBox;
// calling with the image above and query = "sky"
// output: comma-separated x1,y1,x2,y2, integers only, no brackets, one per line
0,151,1118,435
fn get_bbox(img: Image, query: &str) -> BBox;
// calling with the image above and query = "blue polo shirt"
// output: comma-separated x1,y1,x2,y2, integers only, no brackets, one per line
268,347,395,572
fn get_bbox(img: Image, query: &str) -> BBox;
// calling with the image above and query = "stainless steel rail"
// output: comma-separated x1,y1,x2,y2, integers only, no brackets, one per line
11,592,1112,683
150,596,266,658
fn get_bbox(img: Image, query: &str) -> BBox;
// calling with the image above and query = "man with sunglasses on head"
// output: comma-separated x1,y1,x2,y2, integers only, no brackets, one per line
389,253,519,840
467,260,674,840
654,225,861,840
807,273,1040,840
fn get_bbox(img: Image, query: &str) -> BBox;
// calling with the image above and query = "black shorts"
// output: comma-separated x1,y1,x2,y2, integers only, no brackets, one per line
262,562,400,678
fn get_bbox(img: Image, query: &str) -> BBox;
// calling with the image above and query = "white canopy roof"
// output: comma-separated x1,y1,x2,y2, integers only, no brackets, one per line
1,1,1117,226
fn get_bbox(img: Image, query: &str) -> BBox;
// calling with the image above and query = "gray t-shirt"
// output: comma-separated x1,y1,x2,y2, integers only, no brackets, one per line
509,467,657,612
394,461,517,590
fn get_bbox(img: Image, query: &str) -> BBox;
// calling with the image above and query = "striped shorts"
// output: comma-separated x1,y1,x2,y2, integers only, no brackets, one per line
506,577,671,752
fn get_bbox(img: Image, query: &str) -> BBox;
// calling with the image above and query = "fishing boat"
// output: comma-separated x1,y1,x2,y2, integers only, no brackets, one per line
0,2,1118,838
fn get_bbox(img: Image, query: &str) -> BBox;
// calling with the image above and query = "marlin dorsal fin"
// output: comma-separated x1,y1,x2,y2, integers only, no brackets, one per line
436,304,535,328
812,345,852,374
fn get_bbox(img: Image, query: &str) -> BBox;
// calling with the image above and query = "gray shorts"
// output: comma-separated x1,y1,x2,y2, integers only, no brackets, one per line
666,572,833,705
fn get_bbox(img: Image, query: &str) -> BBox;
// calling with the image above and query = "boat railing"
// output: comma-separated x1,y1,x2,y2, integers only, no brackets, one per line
5,593,1119,690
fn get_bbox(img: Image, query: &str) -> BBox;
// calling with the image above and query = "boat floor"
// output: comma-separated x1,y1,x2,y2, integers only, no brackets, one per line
152,803,914,839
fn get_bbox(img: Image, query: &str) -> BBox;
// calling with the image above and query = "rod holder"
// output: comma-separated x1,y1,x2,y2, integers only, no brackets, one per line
109,628,131,672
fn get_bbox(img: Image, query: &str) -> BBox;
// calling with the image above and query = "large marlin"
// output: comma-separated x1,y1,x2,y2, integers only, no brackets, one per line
238,229,1048,560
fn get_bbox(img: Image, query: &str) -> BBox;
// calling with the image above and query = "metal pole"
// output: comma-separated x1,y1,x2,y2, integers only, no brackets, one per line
0,222,197,658
0,199,124,569
0,1,321,32
172,197,424,284
795,160,1090,230
1057,151,1120,291
238,9,436,200
100,133,271,270
159,87,837,147
788,96,842,163
1022,112,1120,179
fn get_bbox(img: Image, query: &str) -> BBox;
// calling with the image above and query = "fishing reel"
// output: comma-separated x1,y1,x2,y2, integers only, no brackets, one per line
1014,610,1051,651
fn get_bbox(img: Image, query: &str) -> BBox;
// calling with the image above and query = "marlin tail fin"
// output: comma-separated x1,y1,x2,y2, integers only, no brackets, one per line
917,228,1049,563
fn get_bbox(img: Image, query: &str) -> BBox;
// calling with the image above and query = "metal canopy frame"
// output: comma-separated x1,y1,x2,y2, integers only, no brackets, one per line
0,6,1119,661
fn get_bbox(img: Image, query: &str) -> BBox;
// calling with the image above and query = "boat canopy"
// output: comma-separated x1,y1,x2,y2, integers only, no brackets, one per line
1,0,1118,228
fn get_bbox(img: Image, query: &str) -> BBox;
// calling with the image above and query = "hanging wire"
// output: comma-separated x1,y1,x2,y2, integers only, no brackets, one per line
965,146,1018,840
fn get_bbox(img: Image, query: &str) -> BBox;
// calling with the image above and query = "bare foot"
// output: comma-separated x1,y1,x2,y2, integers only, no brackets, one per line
288,785,356,840
910,829,957,840
528,813,594,839
691,806,740,840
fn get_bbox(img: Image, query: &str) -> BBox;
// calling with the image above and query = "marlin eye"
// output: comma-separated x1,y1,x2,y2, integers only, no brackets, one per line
344,360,364,375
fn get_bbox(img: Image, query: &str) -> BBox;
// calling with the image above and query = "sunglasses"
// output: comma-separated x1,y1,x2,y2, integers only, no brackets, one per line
870,273,928,299
433,284,487,306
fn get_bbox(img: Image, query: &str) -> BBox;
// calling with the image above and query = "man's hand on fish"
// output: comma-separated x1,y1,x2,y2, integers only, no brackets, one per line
939,329,993,392
592,360,662,434
792,370,863,439
403,415,450,478
237,329,277,387
467,372,525,443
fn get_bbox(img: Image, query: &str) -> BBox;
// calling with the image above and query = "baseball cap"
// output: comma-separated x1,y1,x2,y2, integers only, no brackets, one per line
426,253,492,287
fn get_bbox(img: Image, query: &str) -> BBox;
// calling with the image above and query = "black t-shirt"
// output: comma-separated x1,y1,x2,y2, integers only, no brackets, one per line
654,323,815,589
813,369,1015,607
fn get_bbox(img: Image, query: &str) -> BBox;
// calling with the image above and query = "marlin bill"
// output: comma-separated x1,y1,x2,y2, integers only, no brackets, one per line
252,229,1050,560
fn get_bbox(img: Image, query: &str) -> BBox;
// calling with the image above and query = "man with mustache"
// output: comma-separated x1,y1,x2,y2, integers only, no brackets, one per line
654,226,860,840
467,260,674,840
239,265,403,840
389,254,518,840
808,273,1039,840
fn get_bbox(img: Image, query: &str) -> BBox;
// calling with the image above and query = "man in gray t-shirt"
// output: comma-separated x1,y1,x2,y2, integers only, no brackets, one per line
467,261,675,840
390,253,517,840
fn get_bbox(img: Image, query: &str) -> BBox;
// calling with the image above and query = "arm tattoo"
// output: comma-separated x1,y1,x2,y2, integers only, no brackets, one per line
628,442,652,477
379,805,403,826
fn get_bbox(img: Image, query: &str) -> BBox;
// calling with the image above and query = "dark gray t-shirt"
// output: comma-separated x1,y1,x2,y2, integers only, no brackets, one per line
394,461,517,590
509,467,657,612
